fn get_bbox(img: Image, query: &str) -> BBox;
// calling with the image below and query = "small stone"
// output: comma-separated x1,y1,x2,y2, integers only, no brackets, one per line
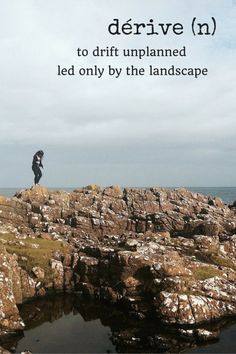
32,267,45,279
195,328,220,342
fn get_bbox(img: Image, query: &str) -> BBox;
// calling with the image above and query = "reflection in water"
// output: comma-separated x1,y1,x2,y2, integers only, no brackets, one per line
1,294,236,353
187,319,236,354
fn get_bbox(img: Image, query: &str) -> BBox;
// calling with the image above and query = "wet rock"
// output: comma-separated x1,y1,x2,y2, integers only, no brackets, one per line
77,256,99,285
64,267,74,291
99,286,119,303
0,346,11,354
195,328,220,342
76,282,95,297
146,334,172,351
20,270,36,299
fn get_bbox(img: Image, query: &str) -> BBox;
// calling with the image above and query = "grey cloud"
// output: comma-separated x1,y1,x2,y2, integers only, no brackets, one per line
0,0,235,186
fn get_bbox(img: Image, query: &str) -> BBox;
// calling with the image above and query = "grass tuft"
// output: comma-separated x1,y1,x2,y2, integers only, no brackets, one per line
0,233,71,284
208,254,236,271
192,265,222,281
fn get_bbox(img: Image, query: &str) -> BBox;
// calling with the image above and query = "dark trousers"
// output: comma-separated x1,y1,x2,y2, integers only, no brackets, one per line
32,165,42,184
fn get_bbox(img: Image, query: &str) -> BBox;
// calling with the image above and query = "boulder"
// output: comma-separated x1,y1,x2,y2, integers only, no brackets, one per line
50,259,64,290
15,185,49,204
32,266,45,280
0,246,25,332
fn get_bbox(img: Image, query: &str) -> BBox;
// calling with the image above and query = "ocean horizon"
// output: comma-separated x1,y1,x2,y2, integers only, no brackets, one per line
0,186,236,205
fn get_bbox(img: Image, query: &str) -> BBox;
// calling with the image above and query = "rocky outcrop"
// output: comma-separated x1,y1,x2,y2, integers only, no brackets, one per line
1,185,236,349
69,233,236,324
0,185,234,239
0,245,25,334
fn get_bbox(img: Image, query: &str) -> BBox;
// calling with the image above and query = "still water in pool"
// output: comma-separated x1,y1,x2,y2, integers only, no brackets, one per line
1,294,236,353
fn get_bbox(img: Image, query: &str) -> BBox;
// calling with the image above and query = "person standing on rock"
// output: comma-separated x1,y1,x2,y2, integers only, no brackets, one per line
32,150,44,185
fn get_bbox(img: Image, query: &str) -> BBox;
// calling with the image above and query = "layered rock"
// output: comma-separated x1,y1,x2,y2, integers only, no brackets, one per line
70,233,236,324
0,245,25,334
1,185,234,239
0,185,236,348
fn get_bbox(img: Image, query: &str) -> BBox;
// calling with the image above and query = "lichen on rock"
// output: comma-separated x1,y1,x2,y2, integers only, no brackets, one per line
0,185,236,346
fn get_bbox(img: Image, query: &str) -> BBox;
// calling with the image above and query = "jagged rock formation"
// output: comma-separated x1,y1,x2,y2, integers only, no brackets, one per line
2,185,234,238
0,185,236,349
0,245,25,334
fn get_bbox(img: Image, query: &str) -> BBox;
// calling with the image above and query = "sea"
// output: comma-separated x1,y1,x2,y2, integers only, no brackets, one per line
1,186,236,353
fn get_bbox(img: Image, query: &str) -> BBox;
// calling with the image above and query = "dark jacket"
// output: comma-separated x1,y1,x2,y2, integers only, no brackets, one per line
32,154,43,168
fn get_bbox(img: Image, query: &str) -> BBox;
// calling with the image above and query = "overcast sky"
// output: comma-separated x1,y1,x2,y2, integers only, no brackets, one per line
0,0,235,187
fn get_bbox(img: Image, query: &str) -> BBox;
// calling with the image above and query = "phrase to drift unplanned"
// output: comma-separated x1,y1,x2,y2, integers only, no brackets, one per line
57,65,208,79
